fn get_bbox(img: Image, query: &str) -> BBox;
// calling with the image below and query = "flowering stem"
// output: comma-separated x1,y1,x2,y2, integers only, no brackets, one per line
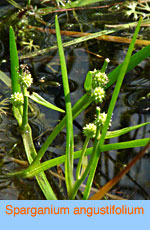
27,0,31,6
21,87,28,131
101,58,110,73
76,137,90,180
70,122,101,200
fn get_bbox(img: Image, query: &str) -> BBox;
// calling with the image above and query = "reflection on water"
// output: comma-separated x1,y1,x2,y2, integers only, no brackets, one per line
0,0,150,199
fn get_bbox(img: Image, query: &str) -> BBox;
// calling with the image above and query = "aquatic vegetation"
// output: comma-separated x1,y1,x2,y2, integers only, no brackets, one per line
0,0,150,200
1,14,148,200
124,1,150,20
0,97,9,117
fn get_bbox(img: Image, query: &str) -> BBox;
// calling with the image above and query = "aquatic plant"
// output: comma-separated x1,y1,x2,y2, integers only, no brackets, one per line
0,0,149,200
124,1,150,20
2,15,149,200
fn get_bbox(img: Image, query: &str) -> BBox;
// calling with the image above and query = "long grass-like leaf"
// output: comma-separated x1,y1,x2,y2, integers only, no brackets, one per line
22,124,57,200
55,15,74,195
8,138,150,178
106,122,150,139
9,26,21,93
107,45,150,88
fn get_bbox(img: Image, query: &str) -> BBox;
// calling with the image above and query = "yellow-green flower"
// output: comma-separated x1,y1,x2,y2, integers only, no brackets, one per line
92,87,105,104
83,123,96,138
10,92,24,106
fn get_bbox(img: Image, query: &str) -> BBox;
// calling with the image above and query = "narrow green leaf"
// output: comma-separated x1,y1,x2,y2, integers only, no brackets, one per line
107,45,150,88
22,124,57,200
9,138,150,179
55,15,74,194
29,92,65,113
9,26,21,93
106,122,150,139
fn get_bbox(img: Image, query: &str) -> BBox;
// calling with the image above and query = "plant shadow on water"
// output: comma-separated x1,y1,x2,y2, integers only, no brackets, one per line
0,0,150,199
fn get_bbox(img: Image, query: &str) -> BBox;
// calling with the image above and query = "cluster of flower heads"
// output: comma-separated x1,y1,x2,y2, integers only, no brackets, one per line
83,109,110,139
91,59,109,104
83,59,111,138
10,65,33,106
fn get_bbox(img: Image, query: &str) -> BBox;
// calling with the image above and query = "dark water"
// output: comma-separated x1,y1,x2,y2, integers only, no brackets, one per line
0,0,150,200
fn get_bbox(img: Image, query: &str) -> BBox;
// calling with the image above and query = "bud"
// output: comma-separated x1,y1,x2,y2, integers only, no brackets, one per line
92,87,105,104
95,112,112,127
92,69,109,88
83,123,96,138
20,72,33,88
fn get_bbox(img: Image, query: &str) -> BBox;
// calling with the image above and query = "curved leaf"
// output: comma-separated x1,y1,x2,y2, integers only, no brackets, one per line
29,92,65,113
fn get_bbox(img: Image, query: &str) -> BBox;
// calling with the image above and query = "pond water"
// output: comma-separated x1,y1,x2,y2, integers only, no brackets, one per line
0,0,150,200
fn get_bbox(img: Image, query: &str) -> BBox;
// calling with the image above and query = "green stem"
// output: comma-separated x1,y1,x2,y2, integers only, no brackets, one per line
21,87,28,130
76,137,89,180
55,15,74,195
27,0,31,6
21,124,57,200
70,124,101,200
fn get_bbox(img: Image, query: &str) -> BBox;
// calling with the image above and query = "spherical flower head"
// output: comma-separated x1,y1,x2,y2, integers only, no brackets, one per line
95,112,112,128
83,123,96,138
92,69,109,88
10,92,24,106
94,112,107,127
92,87,105,104
20,72,33,88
